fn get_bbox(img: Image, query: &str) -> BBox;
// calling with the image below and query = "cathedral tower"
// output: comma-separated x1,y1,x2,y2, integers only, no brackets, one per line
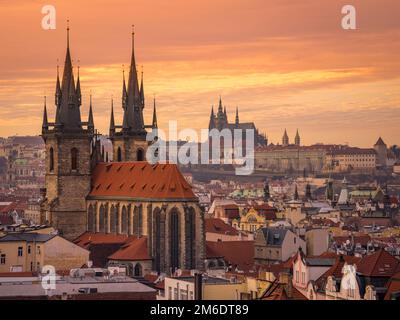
282,129,289,146
294,129,300,146
109,27,155,162
40,25,98,240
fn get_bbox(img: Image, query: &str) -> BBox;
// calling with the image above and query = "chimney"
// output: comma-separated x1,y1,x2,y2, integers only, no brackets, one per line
194,273,203,300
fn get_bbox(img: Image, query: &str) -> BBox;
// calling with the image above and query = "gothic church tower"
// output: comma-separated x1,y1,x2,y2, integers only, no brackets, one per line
109,27,157,162
40,26,98,240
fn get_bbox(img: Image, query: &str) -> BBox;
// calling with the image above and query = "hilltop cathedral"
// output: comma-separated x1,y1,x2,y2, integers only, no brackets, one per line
208,97,267,147
40,26,205,273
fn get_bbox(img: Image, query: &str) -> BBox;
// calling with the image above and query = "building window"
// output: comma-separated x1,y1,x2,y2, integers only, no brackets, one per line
0,254,5,264
117,147,122,162
30,262,33,271
28,245,31,254
49,147,54,172
37,246,41,255
137,148,144,161
18,247,23,257
71,148,78,171
37,262,40,272
134,263,143,277
168,287,172,300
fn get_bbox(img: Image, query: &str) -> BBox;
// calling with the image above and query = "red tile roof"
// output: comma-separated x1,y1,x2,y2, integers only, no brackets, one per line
89,162,197,200
206,241,254,271
108,236,151,261
356,249,399,277
205,218,239,236
262,280,307,300
74,232,130,248
384,272,400,300
74,232,151,267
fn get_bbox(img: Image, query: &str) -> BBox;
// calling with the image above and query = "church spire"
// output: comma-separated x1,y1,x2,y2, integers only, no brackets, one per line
76,63,82,106
218,96,223,113
282,129,289,146
88,93,94,130
209,105,215,129
57,21,82,130
152,96,158,129
42,96,48,132
55,64,61,107
122,66,127,109
140,65,145,107
109,97,115,136
235,106,239,125
295,129,300,146
122,25,145,134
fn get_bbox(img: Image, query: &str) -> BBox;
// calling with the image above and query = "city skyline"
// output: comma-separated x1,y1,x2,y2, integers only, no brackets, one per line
0,0,400,147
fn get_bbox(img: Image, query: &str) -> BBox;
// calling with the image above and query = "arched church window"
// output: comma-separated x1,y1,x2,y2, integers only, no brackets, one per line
134,263,143,277
99,205,106,233
49,147,54,172
170,209,180,271
88,205,95,232
71,148,78,171
137,148,144,161
121,206,128,235
117,147,122,162
110,205,117,233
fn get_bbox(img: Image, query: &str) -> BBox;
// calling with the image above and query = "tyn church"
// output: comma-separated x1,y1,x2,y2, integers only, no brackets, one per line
40,27,205,273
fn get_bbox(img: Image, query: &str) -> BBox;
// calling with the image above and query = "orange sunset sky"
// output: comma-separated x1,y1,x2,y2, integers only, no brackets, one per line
0,0,399,147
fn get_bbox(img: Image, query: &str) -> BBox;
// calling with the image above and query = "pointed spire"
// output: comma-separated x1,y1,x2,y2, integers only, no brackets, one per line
57,20,82,130
122,66,127,109
152,96,158,129
235,106,239,125
123,24,145,133
140,65,144,107
282,129,289,146
109,97,115,135
76,63,82,106
209,105,215,129
55,64,62,107
42,96,49,132
88,92,94,130
295,129,300,146
218,96,223,112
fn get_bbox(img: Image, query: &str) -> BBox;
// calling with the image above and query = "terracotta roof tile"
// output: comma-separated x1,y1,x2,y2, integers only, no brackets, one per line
206,241,254,271
89,162,197,200
384,272,400,300
108,236,151,261
262,280,307,300
356,249,399,277
205,218,239,236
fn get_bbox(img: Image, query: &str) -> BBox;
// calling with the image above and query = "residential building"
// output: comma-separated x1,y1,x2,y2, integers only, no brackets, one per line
0,233,89,273
254,227,306,264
